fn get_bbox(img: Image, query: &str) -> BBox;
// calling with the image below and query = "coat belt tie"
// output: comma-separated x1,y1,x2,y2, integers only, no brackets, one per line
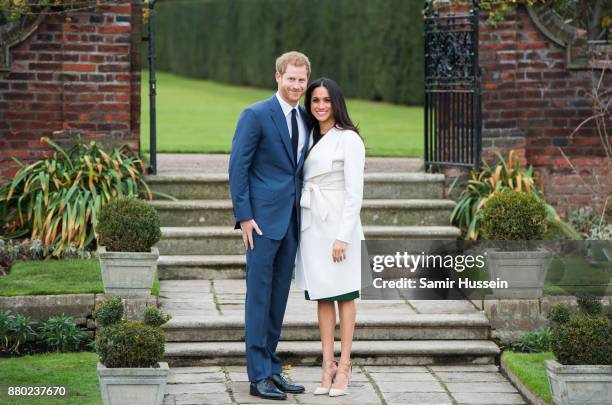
300,181,344,231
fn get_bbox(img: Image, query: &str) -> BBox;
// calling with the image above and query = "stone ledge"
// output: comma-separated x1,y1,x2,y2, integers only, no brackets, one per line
0,293,158,332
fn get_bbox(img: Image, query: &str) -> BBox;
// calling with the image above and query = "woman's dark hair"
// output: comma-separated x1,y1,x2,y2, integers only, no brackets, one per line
305,78,361,139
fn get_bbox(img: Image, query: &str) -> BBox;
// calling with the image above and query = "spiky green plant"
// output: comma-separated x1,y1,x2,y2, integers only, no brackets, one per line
0,137,153,256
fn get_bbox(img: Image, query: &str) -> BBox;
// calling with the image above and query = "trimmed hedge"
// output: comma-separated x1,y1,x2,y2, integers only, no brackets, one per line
149,0,424,105
550,314,612,365
96,197,161,252
96,321,165,368
548,297,612,366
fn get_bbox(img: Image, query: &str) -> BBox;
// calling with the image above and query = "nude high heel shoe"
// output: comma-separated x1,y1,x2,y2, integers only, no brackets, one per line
313,359,337,395
328,360,351,397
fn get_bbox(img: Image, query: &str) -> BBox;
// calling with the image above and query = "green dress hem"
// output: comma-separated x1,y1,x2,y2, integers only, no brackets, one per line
304,290,359,302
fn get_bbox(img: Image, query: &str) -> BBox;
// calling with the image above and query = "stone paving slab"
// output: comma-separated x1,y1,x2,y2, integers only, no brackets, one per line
163,365,527,405
382,392,453,405
160,280,480,321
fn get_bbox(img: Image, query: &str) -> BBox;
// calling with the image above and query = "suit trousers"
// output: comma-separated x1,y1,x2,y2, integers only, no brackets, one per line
244,206,298,382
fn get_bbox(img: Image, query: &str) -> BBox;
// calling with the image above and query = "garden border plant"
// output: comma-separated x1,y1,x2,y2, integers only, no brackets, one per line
0,310,87,356
0,137,153,257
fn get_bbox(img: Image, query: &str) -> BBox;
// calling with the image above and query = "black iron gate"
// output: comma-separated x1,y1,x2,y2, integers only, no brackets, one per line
423,0,481,171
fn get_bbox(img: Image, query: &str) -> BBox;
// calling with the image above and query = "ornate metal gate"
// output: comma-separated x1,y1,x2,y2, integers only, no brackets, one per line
423,0,481,171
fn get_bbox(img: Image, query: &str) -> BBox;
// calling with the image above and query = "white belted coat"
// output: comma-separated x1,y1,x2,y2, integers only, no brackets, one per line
295,127,365,300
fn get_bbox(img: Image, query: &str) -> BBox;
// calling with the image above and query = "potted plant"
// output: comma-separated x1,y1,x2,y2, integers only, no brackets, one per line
94,297,171,405
545,296,612,405
96,196,161,298
482,191,550,298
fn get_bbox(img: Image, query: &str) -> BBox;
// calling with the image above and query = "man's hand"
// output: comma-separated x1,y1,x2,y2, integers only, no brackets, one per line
240,219,263,250
332,240,348,263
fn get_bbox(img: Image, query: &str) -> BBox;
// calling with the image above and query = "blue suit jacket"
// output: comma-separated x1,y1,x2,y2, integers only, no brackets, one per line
229,95,310,240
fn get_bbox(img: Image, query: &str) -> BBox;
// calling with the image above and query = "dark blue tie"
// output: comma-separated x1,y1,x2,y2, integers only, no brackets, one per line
291,109,298,162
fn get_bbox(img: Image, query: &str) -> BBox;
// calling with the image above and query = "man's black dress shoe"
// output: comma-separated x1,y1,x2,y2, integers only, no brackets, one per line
249,378,287,400
271,373,306,394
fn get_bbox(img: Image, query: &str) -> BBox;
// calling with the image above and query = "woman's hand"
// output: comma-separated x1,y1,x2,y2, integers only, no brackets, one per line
332,240,348,263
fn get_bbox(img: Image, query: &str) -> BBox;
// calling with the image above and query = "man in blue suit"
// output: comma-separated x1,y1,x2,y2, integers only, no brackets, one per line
229,51,310,401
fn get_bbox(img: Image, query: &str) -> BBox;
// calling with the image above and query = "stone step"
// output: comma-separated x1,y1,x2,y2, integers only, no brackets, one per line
155,225,461,257
158,255,246,280
150,199,457,227
163,340,500,367
162,313,491,342
145,172,446,200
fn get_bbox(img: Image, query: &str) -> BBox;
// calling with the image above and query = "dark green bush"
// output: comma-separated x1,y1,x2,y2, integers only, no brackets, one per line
95,321,165,368
510,328,551,353
550,314,612,365
548,303,571,326
93,296,124,327
143,306,171,328
150,0,424,106
96,197,161,252
577,293,604,316
482,191,547,240
40,315,85,353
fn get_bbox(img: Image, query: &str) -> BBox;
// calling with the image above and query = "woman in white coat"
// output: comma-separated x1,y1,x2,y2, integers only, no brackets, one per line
295,78,365,397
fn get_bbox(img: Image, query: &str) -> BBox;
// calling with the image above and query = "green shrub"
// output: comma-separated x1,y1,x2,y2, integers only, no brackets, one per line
548,303,571,326
0,310,36,354
96,197,161,252
93,296,124,327
549,297,612,365
143,306,171,328
95,321,165,368
450,151,578,240
550,314,612,365
482,191,547,240
510,328,551,353
0,137,152,257
40,315,85,353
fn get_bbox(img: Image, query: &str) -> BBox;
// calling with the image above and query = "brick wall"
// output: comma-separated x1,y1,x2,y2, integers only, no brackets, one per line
479,6,611,216
0,0,142,181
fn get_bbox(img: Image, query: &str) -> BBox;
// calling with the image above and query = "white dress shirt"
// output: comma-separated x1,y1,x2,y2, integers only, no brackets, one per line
275,92,306,161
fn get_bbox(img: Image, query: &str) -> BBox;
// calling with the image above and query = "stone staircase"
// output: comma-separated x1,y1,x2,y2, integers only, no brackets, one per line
148,173,461,280
145,168,500,367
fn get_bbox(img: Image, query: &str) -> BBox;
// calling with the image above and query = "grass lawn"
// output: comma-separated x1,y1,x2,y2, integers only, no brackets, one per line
502,351,555,405
141,71,424,157
0,352,100,404
0,259,159,297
